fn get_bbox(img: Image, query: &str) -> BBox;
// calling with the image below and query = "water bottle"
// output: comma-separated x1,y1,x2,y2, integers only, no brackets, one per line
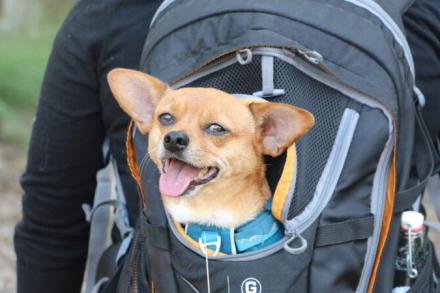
393,211,426,292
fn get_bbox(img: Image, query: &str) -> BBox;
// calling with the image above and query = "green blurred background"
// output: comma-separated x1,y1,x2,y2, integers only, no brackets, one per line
0,0,75,147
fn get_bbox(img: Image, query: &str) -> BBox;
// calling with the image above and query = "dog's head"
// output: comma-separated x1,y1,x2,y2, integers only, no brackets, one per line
108,69,314,226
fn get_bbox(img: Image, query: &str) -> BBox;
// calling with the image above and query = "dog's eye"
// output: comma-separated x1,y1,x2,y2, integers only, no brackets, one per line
205,123,228,136
158,113,175,126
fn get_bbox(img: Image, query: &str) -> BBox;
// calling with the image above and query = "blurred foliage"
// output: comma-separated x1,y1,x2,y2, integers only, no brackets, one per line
0,0,75,146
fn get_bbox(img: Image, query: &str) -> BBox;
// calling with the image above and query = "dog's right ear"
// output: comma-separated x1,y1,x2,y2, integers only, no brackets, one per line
107,68,169,133
249,102,314,157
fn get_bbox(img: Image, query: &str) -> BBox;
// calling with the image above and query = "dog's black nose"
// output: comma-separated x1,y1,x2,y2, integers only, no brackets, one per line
163,131,189,153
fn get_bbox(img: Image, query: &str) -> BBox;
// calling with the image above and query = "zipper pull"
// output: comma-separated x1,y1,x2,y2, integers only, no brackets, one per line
284,231,308,255
236,49,253,65
297,48,323,65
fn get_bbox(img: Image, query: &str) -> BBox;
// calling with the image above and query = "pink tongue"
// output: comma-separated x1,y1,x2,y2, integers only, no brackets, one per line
159,159,201,197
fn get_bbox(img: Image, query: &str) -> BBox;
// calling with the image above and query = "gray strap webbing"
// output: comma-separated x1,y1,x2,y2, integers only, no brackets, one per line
83,160,118,293
253,55,285,98
83,157,133,293
315,216,374,247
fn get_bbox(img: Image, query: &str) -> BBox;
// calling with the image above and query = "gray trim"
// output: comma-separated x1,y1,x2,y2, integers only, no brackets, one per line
150,0,176,28
172,55,238,89
342,0,426,105
355,135,394,293
261,47,394,291
252,48,393,127
343,0,414,79
283,49,395,291
180,276,201,293
284,108,360,235
370,149,397,288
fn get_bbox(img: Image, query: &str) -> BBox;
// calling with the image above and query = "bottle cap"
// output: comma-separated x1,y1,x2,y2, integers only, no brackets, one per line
401,211,424,231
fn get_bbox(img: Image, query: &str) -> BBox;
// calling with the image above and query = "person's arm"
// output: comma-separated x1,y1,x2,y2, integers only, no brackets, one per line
404,0,440,142
14,1,110,292
14,0,162,291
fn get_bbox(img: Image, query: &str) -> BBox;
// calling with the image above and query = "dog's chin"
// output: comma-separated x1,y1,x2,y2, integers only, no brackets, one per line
158,157,220,198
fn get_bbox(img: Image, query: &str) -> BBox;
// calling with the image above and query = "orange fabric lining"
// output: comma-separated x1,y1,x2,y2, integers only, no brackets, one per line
367,149,396,292
173,221,226,256
125,120,146,207
272,144,296,222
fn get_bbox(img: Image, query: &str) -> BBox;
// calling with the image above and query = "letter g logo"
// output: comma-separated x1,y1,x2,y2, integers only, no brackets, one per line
241,278,262,293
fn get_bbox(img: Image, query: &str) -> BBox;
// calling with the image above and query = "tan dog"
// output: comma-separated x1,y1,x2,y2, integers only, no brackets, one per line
108,68,314,229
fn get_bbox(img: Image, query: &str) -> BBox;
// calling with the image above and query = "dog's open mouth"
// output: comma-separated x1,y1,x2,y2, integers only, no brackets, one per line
159,158,219,197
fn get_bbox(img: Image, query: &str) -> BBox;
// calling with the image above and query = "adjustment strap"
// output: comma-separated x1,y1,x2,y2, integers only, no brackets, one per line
253,55,285,98
315,216,374,247
394,107,438,213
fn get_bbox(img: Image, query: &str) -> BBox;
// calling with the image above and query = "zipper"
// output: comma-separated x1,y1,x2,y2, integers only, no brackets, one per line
342,0,426,106
356,135,394,293
284,108,360,236
171,53,238,89
257,47,396,291
129,231,141,293
342,0,415,79
172,46,267,87
150,0,424,105
150,0,414,80
260,47,395,292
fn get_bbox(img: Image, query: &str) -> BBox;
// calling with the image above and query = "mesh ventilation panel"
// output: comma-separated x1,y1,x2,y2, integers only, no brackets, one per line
272,59,348,218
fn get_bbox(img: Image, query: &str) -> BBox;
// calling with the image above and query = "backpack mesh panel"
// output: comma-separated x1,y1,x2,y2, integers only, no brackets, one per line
188,56,349,219
271,59,349,218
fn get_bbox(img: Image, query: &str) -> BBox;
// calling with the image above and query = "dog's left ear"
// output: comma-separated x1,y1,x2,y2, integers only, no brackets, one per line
249,102,315,157
107,68,169,133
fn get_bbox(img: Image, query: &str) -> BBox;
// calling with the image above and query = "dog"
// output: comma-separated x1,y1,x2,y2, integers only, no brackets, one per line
108,68,314,253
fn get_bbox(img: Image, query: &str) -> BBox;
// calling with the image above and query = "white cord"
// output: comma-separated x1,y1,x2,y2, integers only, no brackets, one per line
204,251,211,293
198,233,221,293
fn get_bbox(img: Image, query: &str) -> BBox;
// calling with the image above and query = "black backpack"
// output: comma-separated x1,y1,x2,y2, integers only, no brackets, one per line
86,1,440,292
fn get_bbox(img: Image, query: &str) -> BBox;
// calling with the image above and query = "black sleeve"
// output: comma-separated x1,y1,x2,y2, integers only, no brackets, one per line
13,1,160,292
404,0,440,141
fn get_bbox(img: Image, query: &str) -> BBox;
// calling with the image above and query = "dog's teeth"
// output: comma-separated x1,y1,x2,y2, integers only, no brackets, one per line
197,168,209,179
